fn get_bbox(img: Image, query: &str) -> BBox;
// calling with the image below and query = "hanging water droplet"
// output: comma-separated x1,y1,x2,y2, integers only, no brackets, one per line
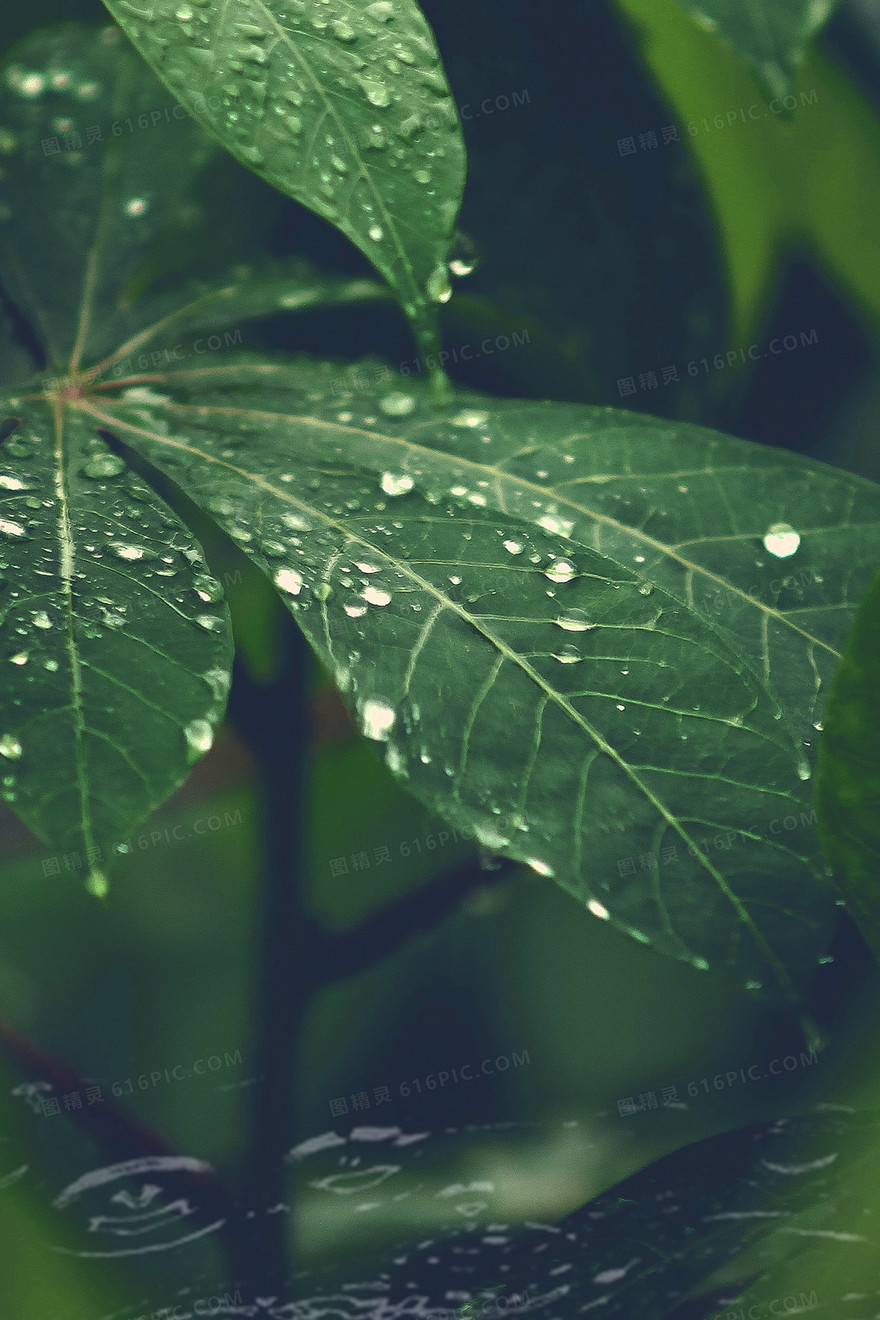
380,472,413,496
448,231,480,278
380,391,415,416
544,558,576,584
555,610,595,632
427,263,452,303
587,898,610,920
361,697,396,740
274,568,304,596
763,523,800,559
185,718,214,757
0,733,22,760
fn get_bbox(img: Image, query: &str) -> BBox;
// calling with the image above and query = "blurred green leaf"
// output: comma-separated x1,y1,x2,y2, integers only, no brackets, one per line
816,563,880,963
0,400,233,888
616,0,880,345
0,25,216,368
100,0,467,364
671,0,839,98
77,357,858,997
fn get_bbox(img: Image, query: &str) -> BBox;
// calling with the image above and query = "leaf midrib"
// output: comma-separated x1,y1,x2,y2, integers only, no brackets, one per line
78,394,804,992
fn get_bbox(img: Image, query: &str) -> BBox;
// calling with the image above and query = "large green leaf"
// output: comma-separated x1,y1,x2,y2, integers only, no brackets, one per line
78,362,844,996
816,563,880,963
87,360,880,749
671,0,839,98
0,396,232,892
0,25,217,368
100,0,467,365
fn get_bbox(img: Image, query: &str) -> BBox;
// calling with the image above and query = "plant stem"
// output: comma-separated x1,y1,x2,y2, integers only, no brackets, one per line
229,607,316,1299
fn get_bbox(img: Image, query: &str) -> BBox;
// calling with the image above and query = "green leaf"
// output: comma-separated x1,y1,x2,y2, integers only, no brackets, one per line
671,0,839,98
88,258,391,385
816,562,880,962
0,396,232,889
81,363,845,996
100,0,467,364
0,24,217,368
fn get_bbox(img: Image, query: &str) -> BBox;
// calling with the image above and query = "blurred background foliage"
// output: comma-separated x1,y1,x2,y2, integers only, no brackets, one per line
2,0,880,1314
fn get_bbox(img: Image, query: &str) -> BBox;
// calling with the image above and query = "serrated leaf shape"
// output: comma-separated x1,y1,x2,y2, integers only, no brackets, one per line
101,0,466,362
0,398,232,882
672,0,840,99
80,373,841,995
0,25,217,368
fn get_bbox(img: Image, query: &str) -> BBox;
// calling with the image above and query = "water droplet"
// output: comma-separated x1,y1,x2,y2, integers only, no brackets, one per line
123,196,149,217
331,18,356,40
554,645,582,664
526,857,554,877
357,75,391,108
449,231,479,278
0,517,26,538
763,523,800,559
354,561,379,574
204,668,230,702
366,0,395,17
362,586,391,606
83,452,126,479
193,573,223,603
32,611,51,630
0,733,22,760
86,869,108,898
638,582,654,597
361,697,395,740
274,568,304,596
9,652,28,666
544,558,576,584
185,718,214,756
450,409,489,428
196,614,223,632
368,223,384,241
110,542,144,561
176,3,194,18
381,472,413,496
281,511,312,532
555,610,595,632
503,539,523,555
797,760,812,782
587,898,610,920
380,391,415,416
344,602,367,618
812,720,824,732
427,264,452,303
537,513,574,538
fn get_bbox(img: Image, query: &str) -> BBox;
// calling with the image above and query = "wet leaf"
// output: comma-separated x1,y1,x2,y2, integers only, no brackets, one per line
0,396,232,888
100,0,467,363
670,0,839,98
80,362,850,996
816,562,880,962
0,24,217,368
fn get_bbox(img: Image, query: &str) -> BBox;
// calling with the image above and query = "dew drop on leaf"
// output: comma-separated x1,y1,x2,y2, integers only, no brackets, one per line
380,391,416,416
763,523,801,558
361,698,396,740
380,472,413,496
274,567,304,596
555,610,595,632
587,898,610,920
544,558,576,584
0,733,22,760
185,719,214,756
